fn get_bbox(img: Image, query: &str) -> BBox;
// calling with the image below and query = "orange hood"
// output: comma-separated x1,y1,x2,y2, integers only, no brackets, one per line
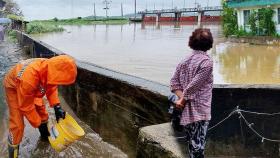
46,55,77,85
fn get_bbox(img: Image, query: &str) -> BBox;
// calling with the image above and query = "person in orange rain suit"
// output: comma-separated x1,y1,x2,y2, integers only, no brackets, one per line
3,55,77,158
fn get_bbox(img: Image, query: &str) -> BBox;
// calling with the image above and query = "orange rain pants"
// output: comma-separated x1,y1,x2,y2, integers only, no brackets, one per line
5,87,49,145
3,55,77,145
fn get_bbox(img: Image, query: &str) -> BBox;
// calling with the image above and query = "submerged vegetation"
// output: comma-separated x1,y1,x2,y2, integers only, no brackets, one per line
26,17,128,34
26,23,64,34
32,17,129,25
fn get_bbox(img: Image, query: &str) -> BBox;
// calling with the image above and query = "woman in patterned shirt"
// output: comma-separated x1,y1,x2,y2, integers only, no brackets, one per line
170,28,214,158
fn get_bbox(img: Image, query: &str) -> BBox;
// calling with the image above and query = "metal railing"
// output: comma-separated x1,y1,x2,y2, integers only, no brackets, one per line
138,6,223,14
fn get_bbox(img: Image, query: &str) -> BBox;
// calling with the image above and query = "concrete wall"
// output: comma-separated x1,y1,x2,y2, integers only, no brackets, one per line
16,31,280,157
228,36,280,46
138,84,280,158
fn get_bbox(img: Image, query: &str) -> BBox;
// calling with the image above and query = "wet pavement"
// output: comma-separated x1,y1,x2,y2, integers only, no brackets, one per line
0,41,127,158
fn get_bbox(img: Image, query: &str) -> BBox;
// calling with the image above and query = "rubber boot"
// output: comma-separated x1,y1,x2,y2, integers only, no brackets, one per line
38,122,50,141
8,137,19,158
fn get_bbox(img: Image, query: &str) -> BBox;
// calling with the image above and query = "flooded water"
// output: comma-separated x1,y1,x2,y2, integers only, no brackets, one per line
31,22,280,85
0,41,127,158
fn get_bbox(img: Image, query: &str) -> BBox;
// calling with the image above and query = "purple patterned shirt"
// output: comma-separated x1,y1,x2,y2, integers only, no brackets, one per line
170,50,213,125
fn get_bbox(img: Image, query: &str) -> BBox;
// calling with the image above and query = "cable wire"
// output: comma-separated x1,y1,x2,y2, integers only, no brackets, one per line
208,110,237,131
239,109,280,116
176,106,280,142
176,109,237,139
238,111,280,143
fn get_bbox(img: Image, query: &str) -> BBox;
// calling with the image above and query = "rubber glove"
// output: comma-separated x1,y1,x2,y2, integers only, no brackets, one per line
54,105,66,122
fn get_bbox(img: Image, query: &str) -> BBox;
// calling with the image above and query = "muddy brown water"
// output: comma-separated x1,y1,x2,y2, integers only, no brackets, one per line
31,22,280,85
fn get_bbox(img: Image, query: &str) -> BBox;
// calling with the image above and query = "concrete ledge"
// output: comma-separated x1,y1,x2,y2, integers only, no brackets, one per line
137,123,272,158
228,36,280,46
137,123,186,158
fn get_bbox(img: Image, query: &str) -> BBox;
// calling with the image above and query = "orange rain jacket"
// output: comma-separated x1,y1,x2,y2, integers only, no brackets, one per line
3,55,77,144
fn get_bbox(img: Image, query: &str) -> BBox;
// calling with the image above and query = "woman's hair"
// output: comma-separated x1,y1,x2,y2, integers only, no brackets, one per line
188,28,213,52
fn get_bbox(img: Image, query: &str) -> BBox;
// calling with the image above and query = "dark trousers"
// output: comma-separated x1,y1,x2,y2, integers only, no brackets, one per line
184,120,209,158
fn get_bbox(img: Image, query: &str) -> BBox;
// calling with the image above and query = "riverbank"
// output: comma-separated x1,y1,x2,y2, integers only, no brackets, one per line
228,35,280,46
26,17,129,34
32,17,129,25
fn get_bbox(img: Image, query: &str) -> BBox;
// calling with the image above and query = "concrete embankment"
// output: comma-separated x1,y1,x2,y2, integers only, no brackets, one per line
0,40,127,157
138,85,280,158
15,31,280,157
228,36,280,46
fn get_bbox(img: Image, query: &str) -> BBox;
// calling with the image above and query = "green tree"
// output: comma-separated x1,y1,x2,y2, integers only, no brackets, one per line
3,0,22,16
248,10,258,35
222,1,238,37
258,8,276,36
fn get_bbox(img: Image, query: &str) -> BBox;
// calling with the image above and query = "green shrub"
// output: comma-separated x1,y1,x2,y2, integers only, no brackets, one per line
53,17,59,22
7,29,17,41
234,27,250,37
248,10,258,35
7,14,24,21
222,2,238,37
258,8,276,36
26,23,64,34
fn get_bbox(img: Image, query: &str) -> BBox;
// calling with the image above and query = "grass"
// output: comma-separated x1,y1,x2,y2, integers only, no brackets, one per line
26,17,129,34
26,22,64,34
31,17,129,26
7,29,18,42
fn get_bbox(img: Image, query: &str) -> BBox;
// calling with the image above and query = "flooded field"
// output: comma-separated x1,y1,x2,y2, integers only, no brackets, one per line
32,22,280,85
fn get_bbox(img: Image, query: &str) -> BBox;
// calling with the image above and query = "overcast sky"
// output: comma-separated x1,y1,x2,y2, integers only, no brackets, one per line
14,0,222,20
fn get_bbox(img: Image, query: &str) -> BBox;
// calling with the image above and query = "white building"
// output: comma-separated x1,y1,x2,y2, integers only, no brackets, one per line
227,0,280,34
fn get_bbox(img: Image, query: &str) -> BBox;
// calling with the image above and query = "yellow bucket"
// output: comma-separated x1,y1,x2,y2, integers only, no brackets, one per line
48,113,85,152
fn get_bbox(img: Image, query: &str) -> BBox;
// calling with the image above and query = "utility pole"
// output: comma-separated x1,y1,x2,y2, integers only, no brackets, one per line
154,3,155,10
184,0,186,8
134,0,136,19
103,0,111,19
94,3,96,20
172,0,174,9
121,3,123,17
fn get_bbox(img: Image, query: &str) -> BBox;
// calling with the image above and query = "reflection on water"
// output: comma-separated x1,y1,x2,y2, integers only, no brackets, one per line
32,22,280,84
214,43,280,84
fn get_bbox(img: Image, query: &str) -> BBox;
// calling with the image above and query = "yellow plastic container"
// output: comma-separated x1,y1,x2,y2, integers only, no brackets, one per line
48,113,85,152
